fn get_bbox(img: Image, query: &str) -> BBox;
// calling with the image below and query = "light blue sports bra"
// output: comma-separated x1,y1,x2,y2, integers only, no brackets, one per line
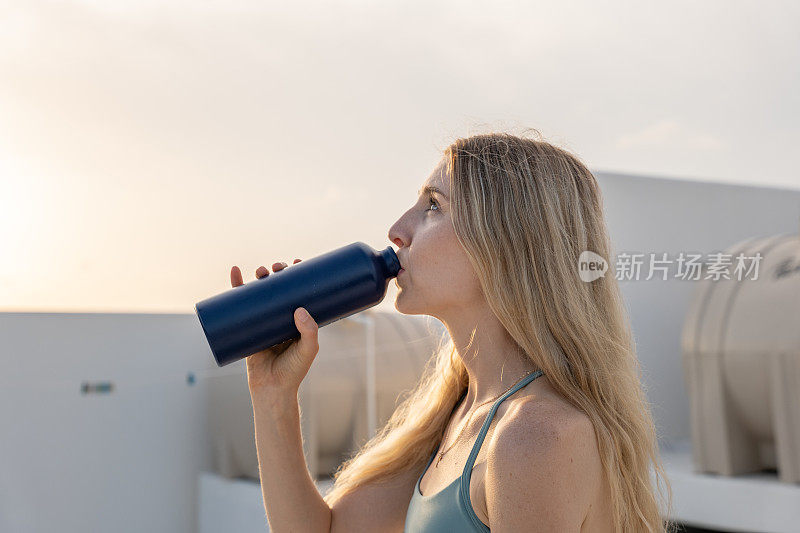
404,369,545,533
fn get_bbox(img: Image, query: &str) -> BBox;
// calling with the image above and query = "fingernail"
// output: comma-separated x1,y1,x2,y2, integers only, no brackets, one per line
299,308,311,322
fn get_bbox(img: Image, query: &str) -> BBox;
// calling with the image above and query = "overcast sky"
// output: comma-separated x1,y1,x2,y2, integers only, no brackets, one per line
1,0,798,312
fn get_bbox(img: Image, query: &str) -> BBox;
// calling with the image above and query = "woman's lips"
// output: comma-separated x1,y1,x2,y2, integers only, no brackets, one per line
398,268,406,275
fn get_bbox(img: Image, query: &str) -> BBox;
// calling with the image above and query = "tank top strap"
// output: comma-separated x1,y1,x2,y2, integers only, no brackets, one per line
459,369,545,492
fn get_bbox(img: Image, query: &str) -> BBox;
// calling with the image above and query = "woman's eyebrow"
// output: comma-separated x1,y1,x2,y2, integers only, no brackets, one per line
417,185,448,200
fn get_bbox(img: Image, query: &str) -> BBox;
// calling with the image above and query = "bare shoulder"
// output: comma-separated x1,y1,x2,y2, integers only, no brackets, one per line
492,394,596,457
484,395,602,532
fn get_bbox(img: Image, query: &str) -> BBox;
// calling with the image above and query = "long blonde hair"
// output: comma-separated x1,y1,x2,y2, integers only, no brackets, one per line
324,130,675,532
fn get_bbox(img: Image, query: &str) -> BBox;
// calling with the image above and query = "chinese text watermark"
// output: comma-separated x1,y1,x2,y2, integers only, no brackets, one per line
578,251,763,282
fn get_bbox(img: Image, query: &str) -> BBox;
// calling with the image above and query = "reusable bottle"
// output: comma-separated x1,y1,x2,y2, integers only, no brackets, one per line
195,241,401,367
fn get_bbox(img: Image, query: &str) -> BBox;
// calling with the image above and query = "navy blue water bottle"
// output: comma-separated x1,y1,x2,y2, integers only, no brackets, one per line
195,241,401,367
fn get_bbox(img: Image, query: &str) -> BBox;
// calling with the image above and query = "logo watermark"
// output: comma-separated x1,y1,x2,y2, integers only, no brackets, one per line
578,251,608,282
578,250,763,282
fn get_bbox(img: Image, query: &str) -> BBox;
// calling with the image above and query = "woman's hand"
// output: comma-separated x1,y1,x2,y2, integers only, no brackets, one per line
230,259,320,398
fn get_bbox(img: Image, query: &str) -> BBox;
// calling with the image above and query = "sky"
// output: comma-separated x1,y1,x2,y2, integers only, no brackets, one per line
1,0,798,313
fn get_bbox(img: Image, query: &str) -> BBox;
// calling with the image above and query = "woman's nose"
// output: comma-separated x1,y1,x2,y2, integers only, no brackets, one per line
388,211,413,247
387,223,403,247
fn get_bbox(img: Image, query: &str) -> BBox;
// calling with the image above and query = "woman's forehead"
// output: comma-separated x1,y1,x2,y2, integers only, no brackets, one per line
419,162,449,193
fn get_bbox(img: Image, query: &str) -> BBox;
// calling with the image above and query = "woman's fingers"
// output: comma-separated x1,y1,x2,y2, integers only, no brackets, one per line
230,266,244,287
257,261,292,278
234,259,301,286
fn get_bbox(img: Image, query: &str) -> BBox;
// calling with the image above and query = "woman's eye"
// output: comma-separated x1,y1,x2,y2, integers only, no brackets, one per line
425,196,439,212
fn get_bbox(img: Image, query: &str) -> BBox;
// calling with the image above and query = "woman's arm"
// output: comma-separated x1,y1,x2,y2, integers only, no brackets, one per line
252,390,331,532
234,262,419,532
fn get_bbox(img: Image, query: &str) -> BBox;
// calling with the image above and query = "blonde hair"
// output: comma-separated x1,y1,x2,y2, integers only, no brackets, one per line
324,130,675,532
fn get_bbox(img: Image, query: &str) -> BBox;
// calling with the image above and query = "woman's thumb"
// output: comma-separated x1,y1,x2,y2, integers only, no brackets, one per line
293,307,319,361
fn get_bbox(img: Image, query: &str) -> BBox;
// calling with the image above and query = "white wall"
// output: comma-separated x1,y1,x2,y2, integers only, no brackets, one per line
0,312,219,533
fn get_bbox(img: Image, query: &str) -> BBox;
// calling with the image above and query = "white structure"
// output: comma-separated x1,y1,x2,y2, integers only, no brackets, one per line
682,233,800,484
2,170,800,533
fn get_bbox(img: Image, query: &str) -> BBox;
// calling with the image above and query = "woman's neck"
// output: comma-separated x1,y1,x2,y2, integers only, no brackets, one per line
440,312,541,409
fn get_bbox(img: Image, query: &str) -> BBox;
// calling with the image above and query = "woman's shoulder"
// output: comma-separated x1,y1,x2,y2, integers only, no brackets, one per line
481,391,602,529
489,389,593,458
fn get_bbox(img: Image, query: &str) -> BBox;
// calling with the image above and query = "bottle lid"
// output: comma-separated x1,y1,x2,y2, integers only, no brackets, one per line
379,246,401,277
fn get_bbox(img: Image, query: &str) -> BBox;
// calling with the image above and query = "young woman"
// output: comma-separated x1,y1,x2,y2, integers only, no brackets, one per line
230,132,675,532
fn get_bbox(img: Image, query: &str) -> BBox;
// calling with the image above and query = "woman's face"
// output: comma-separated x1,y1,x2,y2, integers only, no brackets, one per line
387,158,483,318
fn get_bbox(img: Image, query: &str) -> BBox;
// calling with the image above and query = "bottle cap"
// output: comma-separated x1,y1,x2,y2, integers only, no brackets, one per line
379,246,401,277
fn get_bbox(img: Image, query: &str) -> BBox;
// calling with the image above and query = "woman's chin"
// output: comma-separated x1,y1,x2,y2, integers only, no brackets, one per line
392,287,410,310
